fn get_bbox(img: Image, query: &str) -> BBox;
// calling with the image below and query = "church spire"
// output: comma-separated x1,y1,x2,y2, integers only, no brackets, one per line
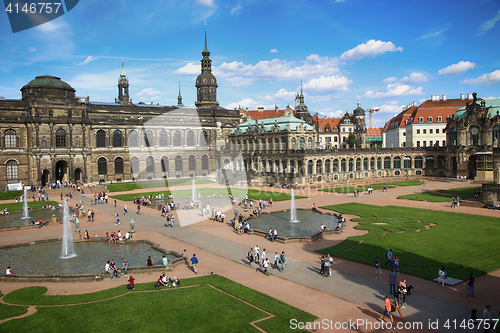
195,21,218,109
117,60,130,104
177,82,183,106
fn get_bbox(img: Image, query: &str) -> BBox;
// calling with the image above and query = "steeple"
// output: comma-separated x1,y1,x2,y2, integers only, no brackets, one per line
195,21,218,109
117,60,130,104
177,83,183,106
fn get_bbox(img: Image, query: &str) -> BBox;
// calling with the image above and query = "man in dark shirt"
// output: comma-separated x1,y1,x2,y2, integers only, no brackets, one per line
109,259,119,278
466,273,475,297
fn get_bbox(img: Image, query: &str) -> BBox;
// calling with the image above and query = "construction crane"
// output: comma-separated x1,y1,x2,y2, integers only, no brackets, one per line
367,108,380,128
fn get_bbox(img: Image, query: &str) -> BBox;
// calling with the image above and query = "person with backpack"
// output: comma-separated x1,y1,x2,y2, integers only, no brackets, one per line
384,249,394,268
248,248,254,266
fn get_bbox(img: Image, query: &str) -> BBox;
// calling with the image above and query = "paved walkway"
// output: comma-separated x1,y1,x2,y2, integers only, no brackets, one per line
0,179,498,332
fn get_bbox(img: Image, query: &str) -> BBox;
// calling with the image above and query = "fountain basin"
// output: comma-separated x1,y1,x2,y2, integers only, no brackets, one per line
0,208,65,230
0,239,182,282
245,209,342,243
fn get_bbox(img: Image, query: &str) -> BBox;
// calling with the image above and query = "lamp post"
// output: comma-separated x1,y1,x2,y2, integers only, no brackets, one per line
130,218,135,233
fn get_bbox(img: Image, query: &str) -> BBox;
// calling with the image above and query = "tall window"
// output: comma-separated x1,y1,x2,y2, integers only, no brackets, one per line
325,159,331,174
307,160,313,175
200,131,208,146
6,160,18,180
96,130,106,147
449,128,457,146
363,158,368,170
333,159,338,173
268,138,272,150
316,160,322,174
404,156,411,169
55,128,66,147
146,156,154,173
307,137,313,149
188,155,196,171
299,138,305,149
129,130,138,147
130,157,139,175
370,157,375,170
144,130,153,147
426,156,435,168
202,155,209,170
384,157,391,169
493,125,500,145
114,157,124,174
415,156,423,169
356,158,361,171
393,156,401,169
98,157,107,175
341,158,346,172
161,156,169,172
173,131,181,147
262,139,267,151
291,138,296,149
282,137,287,150
159,130,168,147
349,158,354,172
175,155,183,171
274,138,280,150
187,130,195,146
4,129,16,148
377,157,382,170
113,130,122,147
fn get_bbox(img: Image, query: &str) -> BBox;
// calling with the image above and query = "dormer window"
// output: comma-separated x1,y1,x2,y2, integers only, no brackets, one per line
428,117,433,123
437,116,442,122
419,117,423,123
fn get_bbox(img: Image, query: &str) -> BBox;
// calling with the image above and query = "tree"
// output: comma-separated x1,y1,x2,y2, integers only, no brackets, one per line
347,132,358,148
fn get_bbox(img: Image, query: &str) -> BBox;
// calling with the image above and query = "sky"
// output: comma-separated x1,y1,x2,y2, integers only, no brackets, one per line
0,0,500,128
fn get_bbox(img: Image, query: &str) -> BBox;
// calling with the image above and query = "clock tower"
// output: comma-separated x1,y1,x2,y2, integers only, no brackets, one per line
195,22,219,109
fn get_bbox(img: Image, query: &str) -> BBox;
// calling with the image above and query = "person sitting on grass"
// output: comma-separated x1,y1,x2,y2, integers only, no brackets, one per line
127,276,135,290
172,276,180,286
154,275,167,288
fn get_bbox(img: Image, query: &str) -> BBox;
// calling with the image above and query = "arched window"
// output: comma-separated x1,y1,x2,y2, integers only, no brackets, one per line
175,155,183,171
393,156,401,169
129,130,138,147
349,158,354,172
363,158,368,170
333,159,339,173
202,155,209,170
6,160,18,179
275,160,280,172
325,159,331,174
255,139,259,150
281,137,287,150
146,156,154,173
144,130,153,147
159,131,168,147
415,156,423,168
341,158,346,172
161,156,169,172
130,156,139,175
426,156,435,168
98,157,107,175
404,156,411,169
274,138,280,150
356,158,361,171
307,160,314,175
262,139,267,151
188,155,196,171
377,157,382,169
200,131,208,146
469,127,480,146
248,140,253,151
96,130,106,147
307,137,313,149
299,138,305,149
186,130,195,146
493,125,500,145
449,128,457,146
316,160,322,174
55,128,66,147
370,157,375,170
268,138,272,150
173,130,182,147
242,140,247,151
290,160,295,173
437,156,446,168
291,138,296,149
114,157,124,174
113,130,122,147
384,157,391,169
223,159,230,170
4,129,16,148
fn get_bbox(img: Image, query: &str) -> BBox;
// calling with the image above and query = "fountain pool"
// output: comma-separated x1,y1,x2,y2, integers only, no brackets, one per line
0,208,65,230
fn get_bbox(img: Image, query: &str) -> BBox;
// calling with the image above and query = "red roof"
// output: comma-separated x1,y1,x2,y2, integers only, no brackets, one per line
245,108,297,120
408,98,473,125
366,127,382,139
383,106,416,132
317,117,342,132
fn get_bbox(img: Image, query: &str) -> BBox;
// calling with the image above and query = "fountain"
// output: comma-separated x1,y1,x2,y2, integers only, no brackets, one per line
60,200,76,259
290,189,299,222
21,187,29,220
192,178,197,203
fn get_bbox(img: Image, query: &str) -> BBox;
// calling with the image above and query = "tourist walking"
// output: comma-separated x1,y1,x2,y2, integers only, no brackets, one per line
247,248,254,266
254,245,260,262
182,249,188,266
274,252,279,268
262,258,270,276
379,294,393,323
465,273,475,297
451,197,456,208
374,256,382,279
124,205,128,215
191,254,198,274
320,255,325,276
388,269,397,294
384,249,393,268
393,255,400,274
280,251,286,272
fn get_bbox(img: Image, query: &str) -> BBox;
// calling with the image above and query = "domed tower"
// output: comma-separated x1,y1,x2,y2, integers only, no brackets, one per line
117,61,130,104
353,101,367,147
21,75,76,103
195,22,219,109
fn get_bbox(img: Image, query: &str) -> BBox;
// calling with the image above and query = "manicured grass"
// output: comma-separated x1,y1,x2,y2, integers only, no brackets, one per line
398,186,481,202
1,275,315,332
318,203,500,281
106,179,215,192
0,293,27,320
0,190,24,200
321,180,422,194
0,201,59,213
111,188,305,202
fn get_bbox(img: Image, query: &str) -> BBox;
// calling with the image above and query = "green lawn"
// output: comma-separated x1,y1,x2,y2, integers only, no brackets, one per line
321,180,422,194
0,293,27,320
0,201,59,213
0,190,24,200
318,203,500,280
398,186,481,202
106,179,215,192
1,275,315,332
111,188,305,202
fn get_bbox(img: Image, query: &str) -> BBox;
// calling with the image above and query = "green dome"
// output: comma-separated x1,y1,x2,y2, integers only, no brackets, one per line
22,75,75,91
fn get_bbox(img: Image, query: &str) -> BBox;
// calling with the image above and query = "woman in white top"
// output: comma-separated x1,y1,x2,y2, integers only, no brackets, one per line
438,266,446,286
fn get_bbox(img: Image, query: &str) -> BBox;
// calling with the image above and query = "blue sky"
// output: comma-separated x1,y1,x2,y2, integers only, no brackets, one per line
1,0,499,127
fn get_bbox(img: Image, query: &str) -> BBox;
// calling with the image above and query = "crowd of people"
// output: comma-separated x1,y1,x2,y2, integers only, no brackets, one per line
247,245,286,275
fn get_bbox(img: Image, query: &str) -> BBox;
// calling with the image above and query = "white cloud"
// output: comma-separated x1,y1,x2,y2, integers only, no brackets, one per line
225,98,273,110
263,88,296,102
476,9,500,36
383,77,397,84
28,47,37,52
214,61,245,77
303,75,352,92
194,0,215,7
438,61,476,76
135,88,162,100
76,56,97,66
172,62,200,75
484,96,500,100
230,4,241,14
318,108,344,118
373,101,401,114
339,40,403,62
400,72,428,84
308,95,331,103
270,48,279,53
364,83,423,98
225,77,255,87
460,70,500,85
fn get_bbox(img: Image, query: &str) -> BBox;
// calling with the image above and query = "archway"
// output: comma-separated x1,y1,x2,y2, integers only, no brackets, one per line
41,169,50,187
468,155,476,180
55,160,68,182
74,168,82,183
